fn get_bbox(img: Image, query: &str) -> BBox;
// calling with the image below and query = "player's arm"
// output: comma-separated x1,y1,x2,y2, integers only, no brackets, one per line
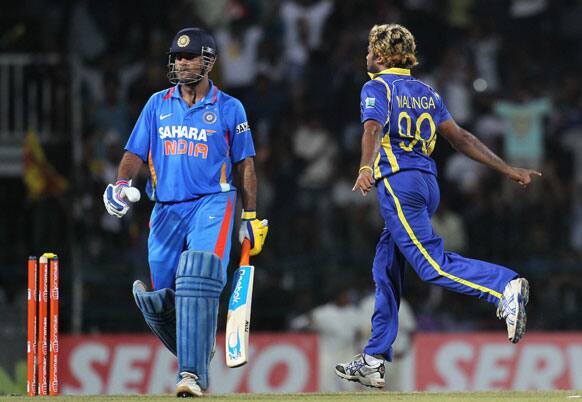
235,157,257,211
230,96,268,255
438,118,541,187
235,157,268,256
117,151,144,181
353,119,383,196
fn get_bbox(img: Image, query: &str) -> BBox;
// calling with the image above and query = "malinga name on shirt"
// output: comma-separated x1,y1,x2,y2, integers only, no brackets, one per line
396,95,436,110
158,125,213,141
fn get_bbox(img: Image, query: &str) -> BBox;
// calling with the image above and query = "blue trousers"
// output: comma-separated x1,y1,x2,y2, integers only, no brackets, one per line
364,171,517,361
148,192,236,290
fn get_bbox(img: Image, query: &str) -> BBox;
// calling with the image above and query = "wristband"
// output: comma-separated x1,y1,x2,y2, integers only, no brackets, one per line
115,179,130,186
241,210,256,220
358,165,373,174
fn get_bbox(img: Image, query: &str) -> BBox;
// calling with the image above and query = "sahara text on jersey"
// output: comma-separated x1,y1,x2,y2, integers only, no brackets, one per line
158,125,214,141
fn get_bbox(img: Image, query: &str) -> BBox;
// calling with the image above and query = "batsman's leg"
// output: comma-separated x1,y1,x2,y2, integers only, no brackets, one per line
141,202,184,356
132,280,177,355
175,250,224,394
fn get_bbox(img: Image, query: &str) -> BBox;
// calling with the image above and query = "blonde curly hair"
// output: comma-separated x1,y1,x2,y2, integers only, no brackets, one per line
369,24,418,69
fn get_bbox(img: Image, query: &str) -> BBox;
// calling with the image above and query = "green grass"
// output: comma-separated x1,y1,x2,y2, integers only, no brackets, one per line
2,391,581,401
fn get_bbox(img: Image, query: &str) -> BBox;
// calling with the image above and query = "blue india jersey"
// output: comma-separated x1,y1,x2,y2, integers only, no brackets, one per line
360,68,451,178
125,81,256,202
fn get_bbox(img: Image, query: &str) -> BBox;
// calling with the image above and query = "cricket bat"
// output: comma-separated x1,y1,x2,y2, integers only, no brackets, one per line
225,239,254,368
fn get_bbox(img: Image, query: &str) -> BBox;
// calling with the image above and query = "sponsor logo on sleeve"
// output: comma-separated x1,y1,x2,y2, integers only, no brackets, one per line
365,97,376,108
236,121,250,134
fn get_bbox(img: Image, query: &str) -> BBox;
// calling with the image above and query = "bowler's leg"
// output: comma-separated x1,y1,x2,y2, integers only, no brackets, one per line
380,173,529,342
380,174,517,305
364,228,406,361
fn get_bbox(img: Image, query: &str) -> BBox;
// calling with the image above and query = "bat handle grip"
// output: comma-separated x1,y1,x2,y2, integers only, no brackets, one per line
240,238,250,266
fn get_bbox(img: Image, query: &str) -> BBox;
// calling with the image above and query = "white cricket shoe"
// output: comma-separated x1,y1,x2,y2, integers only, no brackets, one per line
335,353,385,388
497,278,530,344
176,372,202,398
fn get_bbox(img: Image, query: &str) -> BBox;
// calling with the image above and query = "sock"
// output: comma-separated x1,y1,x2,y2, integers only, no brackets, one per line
364,353,383,366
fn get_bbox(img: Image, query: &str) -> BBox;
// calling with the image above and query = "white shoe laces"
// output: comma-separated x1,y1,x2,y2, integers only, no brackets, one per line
497,283,517,322
346,356,365,373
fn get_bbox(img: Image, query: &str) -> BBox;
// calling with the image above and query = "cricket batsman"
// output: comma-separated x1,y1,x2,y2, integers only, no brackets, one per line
103,27,268,397
335,24,541,388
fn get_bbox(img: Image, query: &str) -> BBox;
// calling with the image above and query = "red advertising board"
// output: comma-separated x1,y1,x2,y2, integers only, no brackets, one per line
415,332,582,390
59,333,318,395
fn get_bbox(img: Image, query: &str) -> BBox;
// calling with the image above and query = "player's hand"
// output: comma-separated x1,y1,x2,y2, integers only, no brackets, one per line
506,167,542,187
352,166,375,196
103,180,141,218
238,210,269,256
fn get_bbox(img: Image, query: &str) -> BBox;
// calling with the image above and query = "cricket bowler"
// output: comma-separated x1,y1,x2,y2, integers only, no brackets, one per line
335,24,540,388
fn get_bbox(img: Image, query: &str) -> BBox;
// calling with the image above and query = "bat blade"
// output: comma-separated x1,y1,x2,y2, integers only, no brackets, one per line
225,240,254,368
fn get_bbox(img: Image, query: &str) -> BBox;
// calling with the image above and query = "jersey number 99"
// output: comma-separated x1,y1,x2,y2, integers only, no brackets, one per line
397,111,437,156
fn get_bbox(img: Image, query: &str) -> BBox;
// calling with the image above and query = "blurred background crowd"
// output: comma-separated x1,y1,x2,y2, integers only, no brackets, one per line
1,0,581,366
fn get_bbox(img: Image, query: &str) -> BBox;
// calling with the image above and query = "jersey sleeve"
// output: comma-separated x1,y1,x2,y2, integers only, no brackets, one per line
360,80,389,125
434,91,452,125
125,94,156,162
226,98,256,163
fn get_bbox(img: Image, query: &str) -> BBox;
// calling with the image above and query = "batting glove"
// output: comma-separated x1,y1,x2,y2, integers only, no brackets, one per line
238,210,269,256
103,179,141,218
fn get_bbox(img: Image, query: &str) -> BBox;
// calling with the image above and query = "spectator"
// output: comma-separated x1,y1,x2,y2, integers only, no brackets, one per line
90,72,130,144
432,197,468,254
215,16,263,100
290,286,361,391
280,0,334,82
494,87,552,170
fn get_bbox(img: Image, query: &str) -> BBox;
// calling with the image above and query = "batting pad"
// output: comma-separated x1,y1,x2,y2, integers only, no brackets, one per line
132,280,177,355
176,250,224,390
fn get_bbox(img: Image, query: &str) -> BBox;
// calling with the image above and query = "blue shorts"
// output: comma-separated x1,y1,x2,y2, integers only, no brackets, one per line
147,192,236,290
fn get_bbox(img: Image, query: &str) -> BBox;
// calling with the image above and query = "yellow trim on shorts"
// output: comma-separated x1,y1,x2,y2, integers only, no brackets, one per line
382,178,502,300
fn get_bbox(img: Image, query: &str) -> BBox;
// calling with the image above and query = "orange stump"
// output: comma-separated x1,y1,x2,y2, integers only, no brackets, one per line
27,257,38,396
28,252,59,396
49,257,59,395
37,255,49,396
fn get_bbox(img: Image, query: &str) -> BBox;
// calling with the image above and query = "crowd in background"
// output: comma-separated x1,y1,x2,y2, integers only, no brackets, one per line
1,0,582,346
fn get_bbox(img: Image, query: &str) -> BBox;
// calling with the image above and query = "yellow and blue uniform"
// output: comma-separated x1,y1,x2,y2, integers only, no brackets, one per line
361,68,518,361
125,81,255,290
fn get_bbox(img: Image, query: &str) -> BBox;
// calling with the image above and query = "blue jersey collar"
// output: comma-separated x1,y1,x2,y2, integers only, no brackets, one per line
174,80,219,105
